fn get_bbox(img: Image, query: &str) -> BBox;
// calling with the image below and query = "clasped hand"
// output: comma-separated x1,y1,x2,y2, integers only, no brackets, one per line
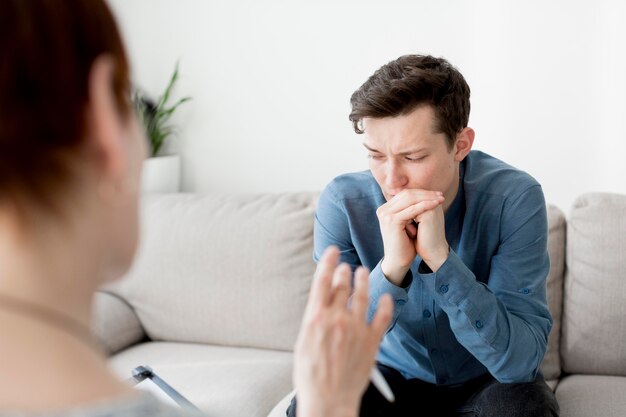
377,189,450,285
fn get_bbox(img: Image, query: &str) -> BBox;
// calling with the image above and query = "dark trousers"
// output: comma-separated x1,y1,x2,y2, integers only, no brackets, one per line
286,363,559,417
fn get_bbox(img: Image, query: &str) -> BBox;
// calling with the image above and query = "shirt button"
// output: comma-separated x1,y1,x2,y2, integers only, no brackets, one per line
439,284,449,294
423,309,432,318
475,320,484,329
521,288,530,294
395,299,406,306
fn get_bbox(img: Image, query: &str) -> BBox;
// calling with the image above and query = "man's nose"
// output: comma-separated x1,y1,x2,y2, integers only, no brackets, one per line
385,160,408,194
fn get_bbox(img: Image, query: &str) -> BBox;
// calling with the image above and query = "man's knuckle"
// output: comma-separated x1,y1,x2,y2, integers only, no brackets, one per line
379,213,392,224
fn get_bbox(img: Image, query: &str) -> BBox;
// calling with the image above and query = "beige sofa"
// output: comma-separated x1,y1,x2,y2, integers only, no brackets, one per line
92,191,626,417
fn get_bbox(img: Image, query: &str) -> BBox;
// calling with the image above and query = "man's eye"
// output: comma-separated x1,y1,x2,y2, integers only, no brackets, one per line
406,156,426,162
368,154,384,161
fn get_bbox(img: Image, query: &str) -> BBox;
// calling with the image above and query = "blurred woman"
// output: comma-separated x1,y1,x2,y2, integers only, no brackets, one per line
0,1,392,416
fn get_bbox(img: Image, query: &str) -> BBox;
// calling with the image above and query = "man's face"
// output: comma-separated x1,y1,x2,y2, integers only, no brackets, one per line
362,105,460,205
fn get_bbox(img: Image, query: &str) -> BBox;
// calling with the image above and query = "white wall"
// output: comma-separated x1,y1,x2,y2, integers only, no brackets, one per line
108,0,626,213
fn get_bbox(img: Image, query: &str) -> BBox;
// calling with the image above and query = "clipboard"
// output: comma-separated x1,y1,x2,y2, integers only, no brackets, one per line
127,365,200,411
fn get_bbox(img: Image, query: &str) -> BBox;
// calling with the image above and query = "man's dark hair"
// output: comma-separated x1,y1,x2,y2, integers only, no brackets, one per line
349,54,470,149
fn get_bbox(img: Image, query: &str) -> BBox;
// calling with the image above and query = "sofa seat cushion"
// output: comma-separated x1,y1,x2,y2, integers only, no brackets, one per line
267,389,294,417
109,342,293,417
555,375,626,417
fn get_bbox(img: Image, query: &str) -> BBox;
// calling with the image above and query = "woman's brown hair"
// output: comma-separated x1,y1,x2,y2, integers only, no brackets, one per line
0,0,131,212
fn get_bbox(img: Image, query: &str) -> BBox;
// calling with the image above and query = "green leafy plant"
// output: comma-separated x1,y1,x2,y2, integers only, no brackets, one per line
132,61,191,157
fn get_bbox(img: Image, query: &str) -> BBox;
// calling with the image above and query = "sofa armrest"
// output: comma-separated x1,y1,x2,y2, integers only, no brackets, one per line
91,290,146,355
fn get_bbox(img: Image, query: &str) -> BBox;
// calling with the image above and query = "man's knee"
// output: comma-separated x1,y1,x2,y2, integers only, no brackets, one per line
284,382,398,417
472,380,559,417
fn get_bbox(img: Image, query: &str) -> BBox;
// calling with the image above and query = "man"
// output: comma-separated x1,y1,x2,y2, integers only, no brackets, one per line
287,55,559,416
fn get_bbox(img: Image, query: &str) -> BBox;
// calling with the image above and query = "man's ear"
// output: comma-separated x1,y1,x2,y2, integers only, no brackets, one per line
86,55,125,180
453,127,475,161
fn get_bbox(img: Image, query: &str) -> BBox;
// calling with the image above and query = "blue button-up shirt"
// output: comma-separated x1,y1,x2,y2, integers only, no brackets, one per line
313,150,552,385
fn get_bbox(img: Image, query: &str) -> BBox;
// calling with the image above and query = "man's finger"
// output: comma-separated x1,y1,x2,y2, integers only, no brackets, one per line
395,199,442,223
405,221,418,239
384,190,444,212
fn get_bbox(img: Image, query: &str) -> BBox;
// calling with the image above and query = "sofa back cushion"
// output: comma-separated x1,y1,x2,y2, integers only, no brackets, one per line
109,192,318,351
561,192,626,375
540,205,566,380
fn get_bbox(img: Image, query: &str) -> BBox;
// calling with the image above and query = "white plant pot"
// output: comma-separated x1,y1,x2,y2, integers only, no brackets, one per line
141,155,181,194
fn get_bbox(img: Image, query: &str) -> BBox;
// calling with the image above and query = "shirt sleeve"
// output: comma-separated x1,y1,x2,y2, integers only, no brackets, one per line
418,185,552,383
313,183,410,328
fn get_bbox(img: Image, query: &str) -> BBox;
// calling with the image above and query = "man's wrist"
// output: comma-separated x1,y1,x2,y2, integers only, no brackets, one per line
423,245,450,273
381,258,410,286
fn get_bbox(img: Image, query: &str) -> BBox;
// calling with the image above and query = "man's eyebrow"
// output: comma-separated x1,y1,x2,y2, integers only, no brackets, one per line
362,143,426,155
363,143,381,153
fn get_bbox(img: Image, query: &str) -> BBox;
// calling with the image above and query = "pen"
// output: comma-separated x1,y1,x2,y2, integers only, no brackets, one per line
370,367,395,403
131,366,200,410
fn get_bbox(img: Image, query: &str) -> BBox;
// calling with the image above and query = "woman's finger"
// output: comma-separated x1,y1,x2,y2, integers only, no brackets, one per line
330,263,352,309
370,293,394,340
307,246,340,311
350,266,370,320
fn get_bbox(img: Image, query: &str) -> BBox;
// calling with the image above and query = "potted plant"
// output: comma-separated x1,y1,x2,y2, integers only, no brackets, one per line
133,61,191,193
